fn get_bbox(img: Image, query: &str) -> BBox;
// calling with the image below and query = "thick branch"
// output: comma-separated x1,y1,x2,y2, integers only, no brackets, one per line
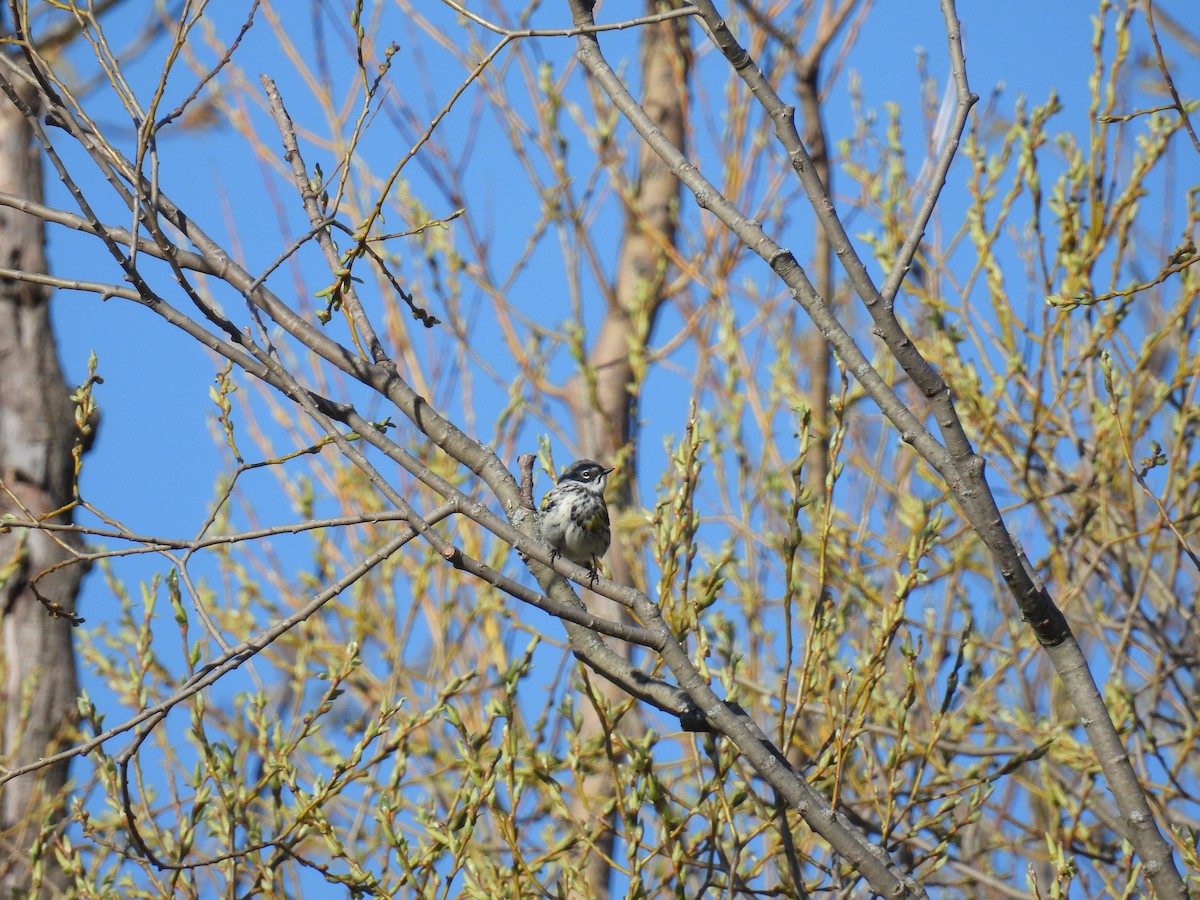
569,0,1186,896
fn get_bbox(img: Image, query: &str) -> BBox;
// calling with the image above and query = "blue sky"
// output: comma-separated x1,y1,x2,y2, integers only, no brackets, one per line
47,1,1117,534
30,0,1199,893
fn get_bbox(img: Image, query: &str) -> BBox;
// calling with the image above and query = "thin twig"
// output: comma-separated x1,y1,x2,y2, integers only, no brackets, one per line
1145,0,1200,155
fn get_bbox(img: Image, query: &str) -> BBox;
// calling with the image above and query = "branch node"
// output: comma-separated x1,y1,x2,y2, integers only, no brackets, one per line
518,453,536,510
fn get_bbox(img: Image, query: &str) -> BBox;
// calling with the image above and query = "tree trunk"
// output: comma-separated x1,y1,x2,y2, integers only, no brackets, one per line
0,75,83,899
566,5,689,896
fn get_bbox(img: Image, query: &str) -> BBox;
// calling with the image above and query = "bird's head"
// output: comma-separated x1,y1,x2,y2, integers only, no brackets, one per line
558,458,614,492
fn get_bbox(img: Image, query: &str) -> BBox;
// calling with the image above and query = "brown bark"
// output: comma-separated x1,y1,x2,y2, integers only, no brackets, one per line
0,77,83,898
564,5,689,897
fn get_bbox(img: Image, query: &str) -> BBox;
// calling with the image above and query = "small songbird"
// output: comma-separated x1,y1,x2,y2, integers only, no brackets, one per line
539,458,614,582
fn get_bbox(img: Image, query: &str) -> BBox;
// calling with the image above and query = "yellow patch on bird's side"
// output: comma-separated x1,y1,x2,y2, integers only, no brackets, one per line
582,509,608,528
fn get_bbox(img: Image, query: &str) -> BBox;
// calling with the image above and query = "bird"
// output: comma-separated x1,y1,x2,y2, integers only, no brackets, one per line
539,458,614,583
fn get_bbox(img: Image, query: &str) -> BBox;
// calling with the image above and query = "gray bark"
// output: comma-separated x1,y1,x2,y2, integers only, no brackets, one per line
0,76,83,899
